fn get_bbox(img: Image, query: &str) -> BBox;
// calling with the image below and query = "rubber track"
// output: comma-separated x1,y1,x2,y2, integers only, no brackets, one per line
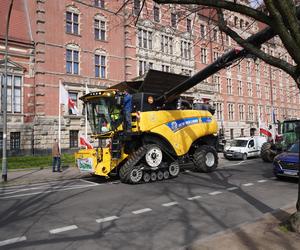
119,145,150,183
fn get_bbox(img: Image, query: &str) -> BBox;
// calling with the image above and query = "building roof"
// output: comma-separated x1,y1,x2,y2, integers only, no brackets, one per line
0,0,32,45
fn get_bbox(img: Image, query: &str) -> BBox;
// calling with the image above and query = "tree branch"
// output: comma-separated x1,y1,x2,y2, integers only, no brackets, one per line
216,8,297,80
154,0,272,25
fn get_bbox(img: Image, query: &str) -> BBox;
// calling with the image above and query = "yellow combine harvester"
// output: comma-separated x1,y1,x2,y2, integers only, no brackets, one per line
75,25,278,184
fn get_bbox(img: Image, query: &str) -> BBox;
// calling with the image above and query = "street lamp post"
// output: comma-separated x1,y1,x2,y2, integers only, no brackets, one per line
2,0,14,182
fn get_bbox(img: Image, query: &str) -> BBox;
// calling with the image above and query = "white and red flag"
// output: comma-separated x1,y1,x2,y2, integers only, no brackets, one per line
79,135,93,149
259,122,272,137
60,83,79,115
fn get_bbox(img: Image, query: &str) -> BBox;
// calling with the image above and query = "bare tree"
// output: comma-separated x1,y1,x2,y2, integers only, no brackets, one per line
154,0,300,89
154,0,300,233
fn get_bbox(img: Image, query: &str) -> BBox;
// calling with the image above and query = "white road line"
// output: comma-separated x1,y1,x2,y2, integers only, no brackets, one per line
243,183,254,187
0,236,27,247
96,216,119,223
50,225,78,234
187,195,202,200
0,185,96,199
79,179,101,186
257,179,268,183
209,191,223,195
132,208,152,215
162,201,178,207
227,187,238,191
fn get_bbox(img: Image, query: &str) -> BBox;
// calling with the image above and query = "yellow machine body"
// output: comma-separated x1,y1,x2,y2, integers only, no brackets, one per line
75,109,217,177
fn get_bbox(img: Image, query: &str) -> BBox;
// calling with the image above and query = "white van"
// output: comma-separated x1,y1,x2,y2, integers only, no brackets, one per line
223,136,267,160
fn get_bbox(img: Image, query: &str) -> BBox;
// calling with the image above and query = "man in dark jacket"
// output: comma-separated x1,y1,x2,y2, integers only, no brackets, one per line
123,90,132,132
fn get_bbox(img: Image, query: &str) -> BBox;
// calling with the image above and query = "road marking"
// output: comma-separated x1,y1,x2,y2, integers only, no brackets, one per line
132,208,152,215
187,195,202,200
227,187,238,191
49,225,78,234
0,236,27,247
162,201,178,207
209,191,223,195
80,179,101,186
96,216,119,223
257,179,268,183
243,183,254,187
0,185,97,199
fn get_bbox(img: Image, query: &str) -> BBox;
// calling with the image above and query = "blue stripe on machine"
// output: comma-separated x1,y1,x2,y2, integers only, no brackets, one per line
201,117,212,123
166,117,213,132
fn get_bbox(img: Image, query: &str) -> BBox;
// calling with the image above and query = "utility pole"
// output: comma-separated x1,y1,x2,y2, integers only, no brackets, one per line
2,0,14,182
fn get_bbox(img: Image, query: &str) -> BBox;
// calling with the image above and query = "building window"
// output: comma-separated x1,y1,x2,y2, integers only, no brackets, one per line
228,103,234,121
139,60,152,76
237,63,242,74
171,13,177,28
227,78,232,95
246,61,251,76
68,92,78,115
213,74,221,93
133,0,140,16
94,0,104,8
200,24,206,39
248,105,254,121
181,68,192,76
10,132,20,150
255,62,260,77
230,129,234,139
256,83,261,98
247,82,253,97
258,105,263,120
215,102,223,120
70,130,79,148
161,35,173,54
162,64,170,72
234,16,238,26
66,49,79,74
237,80,243,96
238,104,245,121
138,28,152,49
95,54,106,78
213,51,219,61
66,11,79,35
1,74,22,113
212,28,218,41
181,41,191,59
154,5,160,22
187,19,192,33
94,19,106,40
200,48,207,64
240,128,244,136
265,85,270,100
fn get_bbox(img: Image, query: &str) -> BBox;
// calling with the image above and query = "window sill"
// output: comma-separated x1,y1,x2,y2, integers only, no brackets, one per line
95,39,108,43
66,32,81,37
66,73,79,76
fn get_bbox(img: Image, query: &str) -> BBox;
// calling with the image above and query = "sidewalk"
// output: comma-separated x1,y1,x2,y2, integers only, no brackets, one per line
188,206,300,250
1,166,299,249
0,166,90,186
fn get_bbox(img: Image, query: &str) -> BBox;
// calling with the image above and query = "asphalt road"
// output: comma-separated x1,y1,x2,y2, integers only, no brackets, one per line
0,156,298,250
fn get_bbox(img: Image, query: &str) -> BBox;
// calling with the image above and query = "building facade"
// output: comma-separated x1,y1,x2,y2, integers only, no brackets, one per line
0,0,300,155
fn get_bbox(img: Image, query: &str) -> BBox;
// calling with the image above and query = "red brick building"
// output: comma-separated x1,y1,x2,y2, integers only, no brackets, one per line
0,0,299,154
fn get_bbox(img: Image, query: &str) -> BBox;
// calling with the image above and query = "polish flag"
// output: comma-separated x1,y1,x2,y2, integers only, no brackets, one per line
79,135,93,149
68,98,80,115
60,84,79,115
259,122,272,137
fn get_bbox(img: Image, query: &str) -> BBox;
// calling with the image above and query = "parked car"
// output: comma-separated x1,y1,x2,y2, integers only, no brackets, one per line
273,142,299,179
223,136,267,160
